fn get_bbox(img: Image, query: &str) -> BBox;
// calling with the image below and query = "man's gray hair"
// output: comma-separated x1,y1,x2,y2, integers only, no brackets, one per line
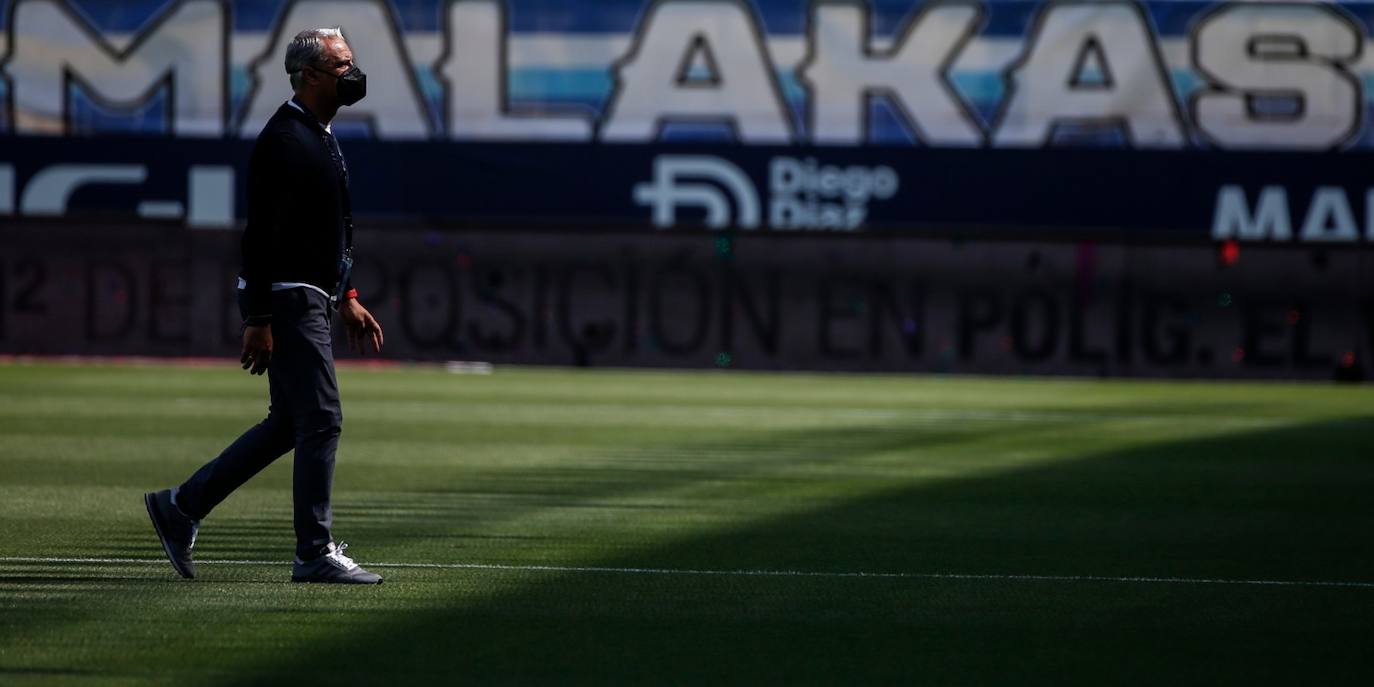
286,27,345,91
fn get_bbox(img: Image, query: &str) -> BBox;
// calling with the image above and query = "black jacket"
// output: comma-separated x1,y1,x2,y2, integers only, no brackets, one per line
240,100,353,325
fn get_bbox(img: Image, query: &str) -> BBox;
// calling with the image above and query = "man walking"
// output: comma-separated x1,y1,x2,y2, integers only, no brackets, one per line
145,28,384,584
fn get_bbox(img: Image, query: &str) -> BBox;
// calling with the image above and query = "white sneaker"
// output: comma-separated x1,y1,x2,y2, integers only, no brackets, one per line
291,542,383,584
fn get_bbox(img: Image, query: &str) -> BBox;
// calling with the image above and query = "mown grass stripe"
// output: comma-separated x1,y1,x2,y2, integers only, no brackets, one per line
3,556,1370,589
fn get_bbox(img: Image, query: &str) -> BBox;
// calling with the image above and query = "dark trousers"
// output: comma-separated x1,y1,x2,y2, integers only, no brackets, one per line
176,288,341,559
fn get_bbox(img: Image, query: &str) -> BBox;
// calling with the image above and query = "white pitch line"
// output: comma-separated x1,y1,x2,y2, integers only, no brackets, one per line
0,557,1371,590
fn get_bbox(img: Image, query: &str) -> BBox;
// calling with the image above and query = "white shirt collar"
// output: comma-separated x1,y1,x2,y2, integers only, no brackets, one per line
285,99,332,134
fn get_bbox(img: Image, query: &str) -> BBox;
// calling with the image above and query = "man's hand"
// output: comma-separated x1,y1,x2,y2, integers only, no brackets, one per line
241,325,273,375
341,299,384,355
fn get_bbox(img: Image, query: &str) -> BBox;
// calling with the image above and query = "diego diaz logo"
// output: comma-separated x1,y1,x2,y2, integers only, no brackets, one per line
634,155,899,231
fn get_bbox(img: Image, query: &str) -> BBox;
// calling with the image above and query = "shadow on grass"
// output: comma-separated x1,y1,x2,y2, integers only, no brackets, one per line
327,423,995,557
210,417,1374,685
3,417,1371,684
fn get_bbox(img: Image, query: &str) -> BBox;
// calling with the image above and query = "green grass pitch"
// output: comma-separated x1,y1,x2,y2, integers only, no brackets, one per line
1,362,1372,684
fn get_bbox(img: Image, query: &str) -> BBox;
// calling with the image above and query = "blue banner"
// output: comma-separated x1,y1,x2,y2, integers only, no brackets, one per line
3,135,1369,242
3,0,1373,146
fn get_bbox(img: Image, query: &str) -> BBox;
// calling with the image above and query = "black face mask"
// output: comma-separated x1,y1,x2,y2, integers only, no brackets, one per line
335,65,367,106
310,64,367,106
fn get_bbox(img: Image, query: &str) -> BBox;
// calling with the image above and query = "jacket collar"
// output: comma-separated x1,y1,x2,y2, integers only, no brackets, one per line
283,98,332,134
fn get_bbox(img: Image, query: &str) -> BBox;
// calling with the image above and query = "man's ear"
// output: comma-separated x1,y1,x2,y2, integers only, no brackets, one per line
304,66,328,90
